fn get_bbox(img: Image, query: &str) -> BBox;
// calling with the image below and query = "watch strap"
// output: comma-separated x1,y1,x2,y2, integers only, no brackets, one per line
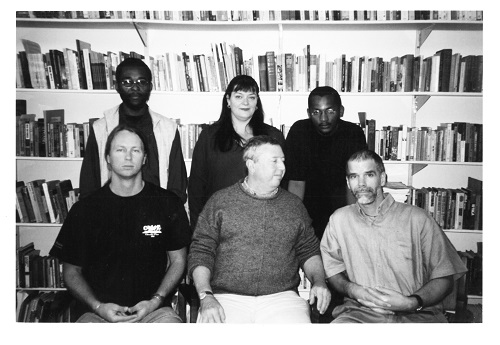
199,290,214,300
409,294,424,311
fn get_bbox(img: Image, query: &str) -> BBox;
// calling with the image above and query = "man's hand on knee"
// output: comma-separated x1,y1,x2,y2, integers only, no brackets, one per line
199,295,226,323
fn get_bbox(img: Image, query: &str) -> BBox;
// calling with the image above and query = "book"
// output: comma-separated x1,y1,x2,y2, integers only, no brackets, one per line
42,180,61,223
76,39,93,89
55,179,73,222
43,109,65,157
16,183,30,223
435,49,452,92
266,51,277,91
17,242,34,288
24,250,41,288
258,55,268,91
26,179,48,223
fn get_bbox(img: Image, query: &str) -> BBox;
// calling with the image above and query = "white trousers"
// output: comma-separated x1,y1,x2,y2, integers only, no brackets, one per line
205,290,311,323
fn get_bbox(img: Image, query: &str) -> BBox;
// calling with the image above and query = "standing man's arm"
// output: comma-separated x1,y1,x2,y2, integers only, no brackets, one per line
79,125,102,199
166,129,188,204
302,255,331,314
192,266,226,323
128,247,188,321
288,180,306,200
63,262,137,322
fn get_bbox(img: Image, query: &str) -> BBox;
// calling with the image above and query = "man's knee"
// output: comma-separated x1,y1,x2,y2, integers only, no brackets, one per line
143,307,183,323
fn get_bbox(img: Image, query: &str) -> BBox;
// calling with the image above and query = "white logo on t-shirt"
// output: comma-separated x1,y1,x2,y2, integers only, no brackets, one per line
142,224,162,237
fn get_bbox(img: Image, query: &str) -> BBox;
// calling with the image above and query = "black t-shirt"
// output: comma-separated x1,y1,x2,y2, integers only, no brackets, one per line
284,119,367,239
50,182,191,311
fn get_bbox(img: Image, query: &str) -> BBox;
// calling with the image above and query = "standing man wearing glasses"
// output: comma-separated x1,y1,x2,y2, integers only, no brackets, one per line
284,86,367,322
79,58,187,202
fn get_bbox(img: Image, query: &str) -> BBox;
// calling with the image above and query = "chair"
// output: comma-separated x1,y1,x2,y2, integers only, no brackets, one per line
176,282,199,323
443,252,474,323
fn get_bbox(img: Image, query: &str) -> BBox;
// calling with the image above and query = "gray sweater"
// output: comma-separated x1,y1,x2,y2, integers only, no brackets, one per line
188,180,320,296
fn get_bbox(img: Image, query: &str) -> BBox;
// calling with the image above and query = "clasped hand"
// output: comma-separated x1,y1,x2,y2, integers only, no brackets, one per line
95,299,159,322
352,285,415,315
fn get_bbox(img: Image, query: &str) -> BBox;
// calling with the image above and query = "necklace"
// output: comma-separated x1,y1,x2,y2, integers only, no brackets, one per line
242,177,278,198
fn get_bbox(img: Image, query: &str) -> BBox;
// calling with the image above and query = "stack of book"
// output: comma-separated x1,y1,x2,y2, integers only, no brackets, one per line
16,38,483,94
361,119,482,163
385,181,410,203
16,179,78,224
408,177,482,230
16,10,484,22
177,123,209,159
16,106,97,158
16,242,64,289
17,290,74,322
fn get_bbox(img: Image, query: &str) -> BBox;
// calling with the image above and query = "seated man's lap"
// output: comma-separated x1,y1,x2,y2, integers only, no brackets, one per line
332,300,448,323
215,291,310,323
76,307,182,323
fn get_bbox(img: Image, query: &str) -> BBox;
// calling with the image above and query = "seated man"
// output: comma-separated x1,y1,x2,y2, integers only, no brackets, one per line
50,124,191,323
188,135,331,323
320,149,467,323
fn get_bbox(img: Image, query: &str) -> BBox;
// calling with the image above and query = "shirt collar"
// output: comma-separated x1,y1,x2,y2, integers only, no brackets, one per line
356,193,395,219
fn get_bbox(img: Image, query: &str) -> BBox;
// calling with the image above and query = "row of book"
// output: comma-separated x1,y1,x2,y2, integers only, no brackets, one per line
311,50,483,94
17,38,483,94
17,242,64,289
17,10,484,22
16,179,79,224
407,177,483,230
17,291,74,323
16,105,96,158
361,119,483,162
178,123,209,159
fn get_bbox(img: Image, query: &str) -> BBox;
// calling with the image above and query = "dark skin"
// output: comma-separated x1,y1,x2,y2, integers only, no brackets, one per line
115,65,152,116
307,95,344,136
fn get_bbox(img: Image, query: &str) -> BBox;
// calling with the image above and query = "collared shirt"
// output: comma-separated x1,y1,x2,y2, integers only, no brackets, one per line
321,193,467,299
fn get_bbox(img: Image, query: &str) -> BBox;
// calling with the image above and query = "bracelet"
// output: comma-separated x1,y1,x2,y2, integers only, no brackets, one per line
151,293,165,303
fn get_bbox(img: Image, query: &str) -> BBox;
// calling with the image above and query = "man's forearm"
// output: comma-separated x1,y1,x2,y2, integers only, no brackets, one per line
302,255,327,287
192,266,213,293
63,262,100,311
327,271,357,298
155,248,187,298
412,275,454,308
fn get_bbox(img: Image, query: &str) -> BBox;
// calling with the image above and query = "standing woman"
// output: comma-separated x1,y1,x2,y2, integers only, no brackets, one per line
188,75,285,229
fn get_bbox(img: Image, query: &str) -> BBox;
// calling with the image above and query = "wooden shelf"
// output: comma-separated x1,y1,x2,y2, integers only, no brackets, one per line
16,287,66,291
16,223,62,228
16,88,483,97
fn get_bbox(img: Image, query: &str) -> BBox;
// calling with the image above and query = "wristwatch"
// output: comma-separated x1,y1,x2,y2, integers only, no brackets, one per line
199,291,214,300
409,294,424,312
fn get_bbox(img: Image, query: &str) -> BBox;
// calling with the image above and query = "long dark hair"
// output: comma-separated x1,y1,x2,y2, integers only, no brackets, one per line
214,75,268,152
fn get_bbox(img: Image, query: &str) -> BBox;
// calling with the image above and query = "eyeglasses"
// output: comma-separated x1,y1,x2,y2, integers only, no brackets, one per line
310,108,338,117
120,78,150,88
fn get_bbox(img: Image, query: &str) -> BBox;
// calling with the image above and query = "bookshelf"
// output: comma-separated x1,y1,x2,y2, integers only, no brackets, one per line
16,11,483,313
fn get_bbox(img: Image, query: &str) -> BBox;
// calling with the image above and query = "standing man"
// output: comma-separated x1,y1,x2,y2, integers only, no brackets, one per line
50,124,191,322
79,57,187,202
188,135,330,323
320,150,467,323
284,86,367,240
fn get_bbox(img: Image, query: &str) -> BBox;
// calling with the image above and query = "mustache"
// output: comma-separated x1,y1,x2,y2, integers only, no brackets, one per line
355,188,375,193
